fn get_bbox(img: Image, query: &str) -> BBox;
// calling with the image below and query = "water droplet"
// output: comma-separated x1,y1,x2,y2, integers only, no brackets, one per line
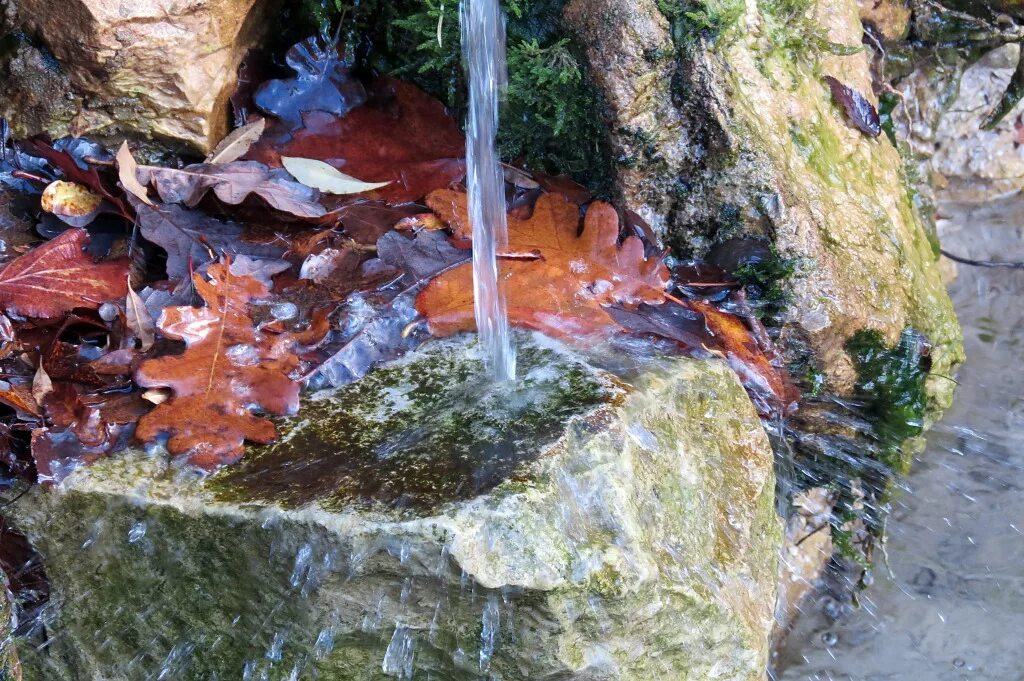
953,657,966,668
127,522,146,543
820,631,839,647
226,343,259,366
290,543,313,588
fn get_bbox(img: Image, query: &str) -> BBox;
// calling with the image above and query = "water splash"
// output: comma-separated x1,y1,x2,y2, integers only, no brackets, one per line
461,0,516,381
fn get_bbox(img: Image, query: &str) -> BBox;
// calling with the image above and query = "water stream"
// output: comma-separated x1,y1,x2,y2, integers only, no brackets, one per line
461,0,516,381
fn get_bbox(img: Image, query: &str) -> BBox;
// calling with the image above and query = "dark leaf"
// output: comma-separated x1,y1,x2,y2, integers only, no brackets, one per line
824,75,881,137
132,198,286,282
136,160,325,218
376,229,469,285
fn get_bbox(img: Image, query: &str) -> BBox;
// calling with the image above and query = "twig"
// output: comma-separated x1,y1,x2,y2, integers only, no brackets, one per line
941,249,1024,270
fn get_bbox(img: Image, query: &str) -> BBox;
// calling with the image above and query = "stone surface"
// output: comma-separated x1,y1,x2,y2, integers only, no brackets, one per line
0,37,78,140
9,0,274,152
858,0,911,42
0,573,19,681
7,336,781,680
566,0,963,405
895,43,1024,203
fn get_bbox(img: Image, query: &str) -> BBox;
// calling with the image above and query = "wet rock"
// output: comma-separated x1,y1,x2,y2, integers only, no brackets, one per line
10,0,275,153
0,572,19,681
895,43,1024,202
0,37,77,140
566,0,963,405
859,0,911,42
6,336,781,680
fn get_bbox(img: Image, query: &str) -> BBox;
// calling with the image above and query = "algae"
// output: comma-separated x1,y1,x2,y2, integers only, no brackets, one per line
212,339,613,514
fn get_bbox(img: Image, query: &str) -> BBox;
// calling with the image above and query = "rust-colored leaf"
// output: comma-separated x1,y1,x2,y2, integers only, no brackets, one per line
134,262,327,468
247,77,465,204
0,228,129,318
417,190,669,338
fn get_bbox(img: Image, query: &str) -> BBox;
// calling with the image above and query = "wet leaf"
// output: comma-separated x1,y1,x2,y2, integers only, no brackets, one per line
248,77,465,204
335,202,428,245
134,262,328,468
115,142,153,206
136,161,325,218
253,37,366,126
281,156,391,195
417,190,669,338
18,138,132,219
40,181,102,227
0,228,129,318
132,199,286,282
824,75,881,137
206,118,266,164
377,229,470,285
125,279,155,351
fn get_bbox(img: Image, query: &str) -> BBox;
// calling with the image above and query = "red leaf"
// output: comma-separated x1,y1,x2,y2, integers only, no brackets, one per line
247,77,465,204
0,228,129,318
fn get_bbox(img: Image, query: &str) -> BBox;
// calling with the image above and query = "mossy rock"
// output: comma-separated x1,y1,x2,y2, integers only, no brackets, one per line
6,336,781,680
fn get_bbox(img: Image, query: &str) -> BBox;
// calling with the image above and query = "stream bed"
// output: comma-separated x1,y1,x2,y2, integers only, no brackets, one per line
779,188,1024,680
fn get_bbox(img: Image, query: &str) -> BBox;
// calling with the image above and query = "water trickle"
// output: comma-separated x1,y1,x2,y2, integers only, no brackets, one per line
461,0,516,381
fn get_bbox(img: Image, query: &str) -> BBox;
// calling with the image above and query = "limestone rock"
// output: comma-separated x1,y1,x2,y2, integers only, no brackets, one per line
7,337,781,681
0,38,77,140
566,0,963,404
12,0,274,153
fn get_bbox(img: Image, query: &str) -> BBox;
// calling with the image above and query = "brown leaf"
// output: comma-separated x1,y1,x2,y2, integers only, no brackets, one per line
19,138,132,219
0,228,129,318
125,279,155,351
823,75,881,137
417,190,669,338
206,118,266,164
135,161,325,218
115,142,154,206
134,262,328,468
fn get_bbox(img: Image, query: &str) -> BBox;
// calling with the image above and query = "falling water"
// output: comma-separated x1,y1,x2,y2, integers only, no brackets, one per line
461,0,516,381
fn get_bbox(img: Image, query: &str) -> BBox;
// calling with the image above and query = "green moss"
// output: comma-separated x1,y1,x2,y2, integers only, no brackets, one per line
734,244,800,320
289,0,614,192
656,0,745,44
845,328,929,474
211,339,613,514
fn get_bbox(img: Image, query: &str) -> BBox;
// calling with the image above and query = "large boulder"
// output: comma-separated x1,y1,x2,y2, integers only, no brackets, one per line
565,0,963,406
6,337,781,680
4,0,274,152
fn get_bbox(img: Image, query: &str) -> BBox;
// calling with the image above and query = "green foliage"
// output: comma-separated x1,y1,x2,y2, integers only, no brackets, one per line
734,245,798,320
845,328,929,473
288,0,613,191
656,0,745,44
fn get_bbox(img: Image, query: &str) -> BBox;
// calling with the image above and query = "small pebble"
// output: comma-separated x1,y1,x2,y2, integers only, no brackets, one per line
270,302,298,321
99,302,119,321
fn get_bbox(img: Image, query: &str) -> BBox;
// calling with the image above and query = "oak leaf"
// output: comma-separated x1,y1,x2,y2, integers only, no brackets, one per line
0,228,129,318
135,161,325,218
134,262,327,468
416,190,669,338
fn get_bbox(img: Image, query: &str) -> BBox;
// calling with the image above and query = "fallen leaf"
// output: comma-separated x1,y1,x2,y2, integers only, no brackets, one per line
125,279,155,351
132,199,286,282
394,213,446,231
281,156,391,195
206,118,266,164
18,138,132,219
416,191,669,338
253,37,366,126
115,142,153,206
136,161,325,218
247,76,465,204
0,380,41,418
824,75,881,137
334,202,428,245
31,363,52,404
376,229,470,286
0,228,129,318
134,262,328,468
40,181,102,227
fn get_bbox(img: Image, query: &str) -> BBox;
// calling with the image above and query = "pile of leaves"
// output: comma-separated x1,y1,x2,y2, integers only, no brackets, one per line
0,36,796,487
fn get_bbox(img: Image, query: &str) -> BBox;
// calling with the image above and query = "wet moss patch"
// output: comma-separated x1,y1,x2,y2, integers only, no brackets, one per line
211,338,614,515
